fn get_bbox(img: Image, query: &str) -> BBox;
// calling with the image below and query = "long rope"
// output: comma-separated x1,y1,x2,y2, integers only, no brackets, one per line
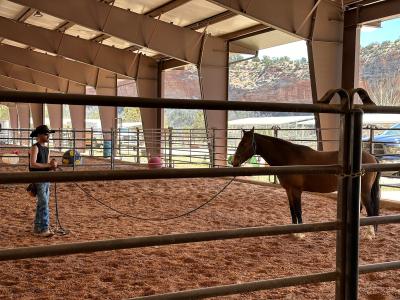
72,176,236,221
53,182,69,235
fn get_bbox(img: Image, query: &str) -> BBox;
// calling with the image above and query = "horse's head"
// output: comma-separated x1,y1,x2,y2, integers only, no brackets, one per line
232,127,256,167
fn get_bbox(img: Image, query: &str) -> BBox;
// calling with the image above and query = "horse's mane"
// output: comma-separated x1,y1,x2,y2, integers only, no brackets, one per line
254,133,314,152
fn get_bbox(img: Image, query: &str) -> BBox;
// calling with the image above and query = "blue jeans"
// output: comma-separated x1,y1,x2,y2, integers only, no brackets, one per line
34,182,50,232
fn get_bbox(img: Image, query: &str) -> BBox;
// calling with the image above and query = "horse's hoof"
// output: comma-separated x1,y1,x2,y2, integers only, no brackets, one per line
291,233,306,240
366,226,376,240
362,225,375,240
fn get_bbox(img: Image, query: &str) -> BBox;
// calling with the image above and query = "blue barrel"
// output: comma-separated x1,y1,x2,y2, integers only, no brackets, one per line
103,140,112,158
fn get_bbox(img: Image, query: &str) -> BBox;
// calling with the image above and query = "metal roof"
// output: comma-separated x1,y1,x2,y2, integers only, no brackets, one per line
0,0,302,61
0,0,395,90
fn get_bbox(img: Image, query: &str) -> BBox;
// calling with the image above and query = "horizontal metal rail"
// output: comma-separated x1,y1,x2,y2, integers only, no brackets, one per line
359,215,400,226
363,163,400,172
0,221,338,261
0,91,344,113
0,214,396,262
129,271,338,300
359,261,400,274
0,165,341,184
130,260,400,300
354,104,400,114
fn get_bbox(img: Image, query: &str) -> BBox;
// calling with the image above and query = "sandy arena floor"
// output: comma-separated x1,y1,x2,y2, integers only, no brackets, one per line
0,149,399,299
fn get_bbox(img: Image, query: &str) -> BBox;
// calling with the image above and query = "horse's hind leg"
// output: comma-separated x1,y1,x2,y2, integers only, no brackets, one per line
361,191,375,240
293,193,303,224
285,189,297,224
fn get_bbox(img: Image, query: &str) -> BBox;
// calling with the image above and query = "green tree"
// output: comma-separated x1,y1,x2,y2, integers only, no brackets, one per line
0,105,9,120
193,111,205,129
122,107,141,122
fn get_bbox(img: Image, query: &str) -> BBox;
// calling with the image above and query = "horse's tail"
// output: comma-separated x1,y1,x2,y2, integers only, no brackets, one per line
370,171,381,231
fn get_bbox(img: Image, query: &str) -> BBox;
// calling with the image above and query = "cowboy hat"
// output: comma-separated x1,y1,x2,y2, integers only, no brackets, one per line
30,125,55,138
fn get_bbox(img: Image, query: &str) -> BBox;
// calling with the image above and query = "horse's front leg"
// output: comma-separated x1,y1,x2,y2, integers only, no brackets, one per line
285,189,305,240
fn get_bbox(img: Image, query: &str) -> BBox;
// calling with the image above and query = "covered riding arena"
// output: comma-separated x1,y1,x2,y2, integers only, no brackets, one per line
0,0,400,299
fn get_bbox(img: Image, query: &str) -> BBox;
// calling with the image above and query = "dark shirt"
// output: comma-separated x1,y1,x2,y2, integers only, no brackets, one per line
29,143,50,172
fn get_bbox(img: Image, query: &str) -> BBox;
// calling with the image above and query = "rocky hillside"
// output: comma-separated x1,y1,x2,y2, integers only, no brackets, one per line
163,39,400,122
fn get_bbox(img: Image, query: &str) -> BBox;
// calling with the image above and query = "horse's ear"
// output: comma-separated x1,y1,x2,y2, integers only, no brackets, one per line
242,129,246,134
250,127,255,133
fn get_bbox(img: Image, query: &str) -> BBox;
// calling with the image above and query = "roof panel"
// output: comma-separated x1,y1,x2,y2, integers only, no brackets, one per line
65,25,100,40
114,0,170,14
0,0,25,19
1,39,27,48
102,36,134,49
160,0,226,27
233,30,300,51
203,15,259,36
25,12,65,30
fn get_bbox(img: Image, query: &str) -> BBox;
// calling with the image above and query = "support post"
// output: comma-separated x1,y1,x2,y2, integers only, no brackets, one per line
369,126,375,155
198,37,229,167
96,69,117,158
30,103,44,127
72,129,76,171
211,128,216,168
273,126,280,184
16,103,30,145
168,127,173,168
136,59,162,158
68,80,86,152
111,128,115,170
8,105,18,144
47,103,63,149
90,127,94,157
136,127,140,164
336,110,363,299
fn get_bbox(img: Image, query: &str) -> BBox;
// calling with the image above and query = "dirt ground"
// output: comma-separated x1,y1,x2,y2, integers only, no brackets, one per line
0,149,399,299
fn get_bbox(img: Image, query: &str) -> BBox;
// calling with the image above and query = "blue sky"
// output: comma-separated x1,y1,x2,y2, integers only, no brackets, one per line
361,18,400,47
258,17,399,60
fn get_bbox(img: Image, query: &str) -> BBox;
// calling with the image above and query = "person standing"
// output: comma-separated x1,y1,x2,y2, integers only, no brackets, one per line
29,125,58,237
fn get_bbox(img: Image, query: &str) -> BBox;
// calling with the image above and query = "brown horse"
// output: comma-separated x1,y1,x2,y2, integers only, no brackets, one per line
232,128,381,239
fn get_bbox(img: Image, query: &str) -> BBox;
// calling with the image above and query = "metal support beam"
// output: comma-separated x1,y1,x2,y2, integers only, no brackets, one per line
9,0,247,65
0,60,74,94
0,75,47,93
187,11,236,30
308,41,343,151
0,44,99,87
146,0,192,17
342,22,361,90
306,0,344,151
96,69,117,150
208,0,343,40
30,103,44,127
0,16,156,79
16,103,30,144
136,58,162,158
8,105,18,131
67,82,86,150
198,37,229,166
47,99,63,148
345,0,400,26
